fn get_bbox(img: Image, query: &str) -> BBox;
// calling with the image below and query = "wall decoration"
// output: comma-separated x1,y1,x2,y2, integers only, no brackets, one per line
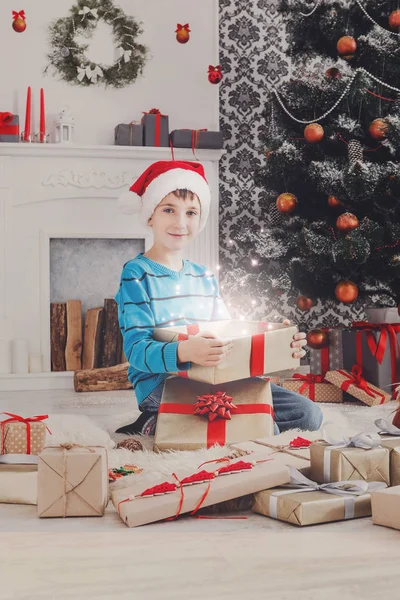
208,64,222,84
46,0,148,88
175,23,190,44
12,10,26,33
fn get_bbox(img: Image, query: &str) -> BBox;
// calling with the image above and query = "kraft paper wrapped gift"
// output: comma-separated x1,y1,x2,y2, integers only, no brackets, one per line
112,458,290,528
371,486,400,530
37,445,108,518
0,464,37,505
281,374,343,403
154,320,300,385
170,129,224,150
375,420,400,486
154,377,274,451
1,414,48,455
324,368,391,406
141,109,169,147
0,112,20,142
310,436,391,485
114,122,143,146
253,467,386,526
309,328,345,375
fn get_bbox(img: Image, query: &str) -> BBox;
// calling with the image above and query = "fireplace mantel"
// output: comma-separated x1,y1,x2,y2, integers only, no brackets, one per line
0,144,224,391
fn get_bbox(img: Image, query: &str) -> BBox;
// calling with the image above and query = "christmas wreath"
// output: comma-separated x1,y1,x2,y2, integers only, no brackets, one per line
46,0,147,88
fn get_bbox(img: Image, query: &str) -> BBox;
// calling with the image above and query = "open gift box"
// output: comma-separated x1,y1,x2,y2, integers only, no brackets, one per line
153,320,299,385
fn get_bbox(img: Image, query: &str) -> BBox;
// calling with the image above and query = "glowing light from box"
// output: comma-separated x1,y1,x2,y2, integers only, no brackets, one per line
239,316,245,321
252,300,256,305
241,329,248,335
251,259,258,266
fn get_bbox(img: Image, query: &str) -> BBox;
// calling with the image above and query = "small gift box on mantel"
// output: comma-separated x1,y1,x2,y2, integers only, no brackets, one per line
141,108,169,147
114,122,143,146
170,129,223,150
0,112,20,143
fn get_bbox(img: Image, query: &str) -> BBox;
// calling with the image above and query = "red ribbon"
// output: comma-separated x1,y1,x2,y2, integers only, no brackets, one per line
159,402,274,448
0,112,18,136
336,366,387,404
208,65,222,74
169,128,208,161
292,373,326,401
142,108,167,147
0,412,51,454
12,10,25,20
176,23,190,32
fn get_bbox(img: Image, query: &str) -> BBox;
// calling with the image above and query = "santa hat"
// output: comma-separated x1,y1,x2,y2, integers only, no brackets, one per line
118,160,211,231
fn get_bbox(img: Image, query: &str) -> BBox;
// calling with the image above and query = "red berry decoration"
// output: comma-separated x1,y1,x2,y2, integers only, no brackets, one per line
175,23,190,44
325,67,341,80
306,329,329,350
336,212,359,232
12,9,26,32
208,65,222,85
304,123,324,143
328,195,343,207
335,280,358,304
337,36,357,59
369,118,389,141
296,296,313,311
276,193,298,213
389,10,400,31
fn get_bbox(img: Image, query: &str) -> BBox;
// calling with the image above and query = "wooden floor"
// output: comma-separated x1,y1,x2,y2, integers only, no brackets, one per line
1,388,400,599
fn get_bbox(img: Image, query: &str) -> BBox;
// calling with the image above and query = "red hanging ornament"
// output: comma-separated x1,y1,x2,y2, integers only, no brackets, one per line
336,212,359,232
296,296,313,311
337,36,357,60
335,280,358,304
306,329,329,350
175,23,191,44
12,9,26,32
276,192,298,213
328,195,343,208
304,123,324,143
369,118,389,141
389,10,400,31
208,65,222,85
325,67,341,80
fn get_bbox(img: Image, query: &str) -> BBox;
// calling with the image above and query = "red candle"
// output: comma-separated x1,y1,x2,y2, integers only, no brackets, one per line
40,88,45,142
24,86,31,141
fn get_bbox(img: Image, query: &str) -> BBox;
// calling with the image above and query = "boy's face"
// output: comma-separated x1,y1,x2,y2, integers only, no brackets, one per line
147,192,201,249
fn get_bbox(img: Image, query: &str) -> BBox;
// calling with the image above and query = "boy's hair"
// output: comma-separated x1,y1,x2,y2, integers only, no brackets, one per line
171,189,200,203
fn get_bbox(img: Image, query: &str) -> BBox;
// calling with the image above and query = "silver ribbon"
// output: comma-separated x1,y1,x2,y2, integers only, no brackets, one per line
269,467,387,520
375,418,400,437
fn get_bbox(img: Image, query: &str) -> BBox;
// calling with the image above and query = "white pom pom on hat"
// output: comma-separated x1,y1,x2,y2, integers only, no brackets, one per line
118,160,211,231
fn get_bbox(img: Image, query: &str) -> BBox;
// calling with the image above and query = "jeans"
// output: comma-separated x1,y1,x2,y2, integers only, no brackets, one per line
140,379,323,434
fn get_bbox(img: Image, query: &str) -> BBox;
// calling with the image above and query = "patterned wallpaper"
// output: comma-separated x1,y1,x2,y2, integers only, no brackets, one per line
218,0,367,331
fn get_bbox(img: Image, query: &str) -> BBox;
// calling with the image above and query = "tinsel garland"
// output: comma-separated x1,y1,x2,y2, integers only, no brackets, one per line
46,0,148,88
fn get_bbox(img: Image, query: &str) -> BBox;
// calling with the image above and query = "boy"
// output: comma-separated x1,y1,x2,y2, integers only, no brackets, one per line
115,161,323,436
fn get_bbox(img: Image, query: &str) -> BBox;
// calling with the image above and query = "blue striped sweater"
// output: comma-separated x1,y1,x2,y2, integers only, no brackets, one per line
115,253,231,405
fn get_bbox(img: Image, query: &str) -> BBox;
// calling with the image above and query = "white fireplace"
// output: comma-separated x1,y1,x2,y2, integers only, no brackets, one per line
0,144,224,391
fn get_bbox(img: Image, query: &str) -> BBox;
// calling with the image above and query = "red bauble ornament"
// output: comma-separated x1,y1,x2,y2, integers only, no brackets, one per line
389,10,400,31
328,195,343,207
325,67,341,80
335,280,358,304
337,36,357,59
304,123,324,144
369,118,389,141
208,65,222,84
306,329,329,350
175,23,190,43
276,193,298,213
336,212,359,232
296,296,313,312
12,10,26,32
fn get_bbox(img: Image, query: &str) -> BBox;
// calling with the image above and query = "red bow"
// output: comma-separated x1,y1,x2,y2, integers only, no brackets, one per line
0,112,14,125
176,23,190,32
292,373,325,400
146,108,162,115
12,10,25,20
340,365,377,398
352,321,400,364
194,392,237,422
208,65,221,73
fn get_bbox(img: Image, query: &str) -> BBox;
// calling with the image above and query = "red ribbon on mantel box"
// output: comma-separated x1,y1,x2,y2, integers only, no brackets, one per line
292,373,326,401
0,412,51,454
335,365,387,404
0,112,18,136
176,322,267,379
142,108,167,147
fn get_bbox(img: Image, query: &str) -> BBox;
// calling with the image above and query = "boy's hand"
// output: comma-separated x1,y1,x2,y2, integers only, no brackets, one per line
283,319,307,359
178,334,233,366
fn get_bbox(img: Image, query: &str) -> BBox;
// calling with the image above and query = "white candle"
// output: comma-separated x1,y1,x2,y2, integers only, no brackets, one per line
0,339,12,374
11,339,29,374
29,353,43,373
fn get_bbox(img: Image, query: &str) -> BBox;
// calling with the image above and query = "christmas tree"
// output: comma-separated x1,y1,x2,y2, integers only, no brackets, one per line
224,0,400,319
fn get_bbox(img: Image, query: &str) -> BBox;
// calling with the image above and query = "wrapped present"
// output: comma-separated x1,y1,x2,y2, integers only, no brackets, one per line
281,374,343,403
324,367,391,406
112,457,290,528
309,328,344,375
0,112,20,143
1,413,50,455
170,129,223,150
141,108,169,147
253,467,386,526
37,445,108,518
114,122,143,146
371,486,400,530
342,323,400,398
310,429,390,485
154,377,274,451
375,419,400,486
365,307,400,324
154,320,299,385
0,464,37,505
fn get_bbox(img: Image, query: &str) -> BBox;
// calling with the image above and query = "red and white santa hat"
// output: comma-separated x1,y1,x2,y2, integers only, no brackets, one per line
118,160,211,232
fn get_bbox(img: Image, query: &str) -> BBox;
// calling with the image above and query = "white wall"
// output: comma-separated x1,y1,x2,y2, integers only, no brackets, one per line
0,0,219,144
